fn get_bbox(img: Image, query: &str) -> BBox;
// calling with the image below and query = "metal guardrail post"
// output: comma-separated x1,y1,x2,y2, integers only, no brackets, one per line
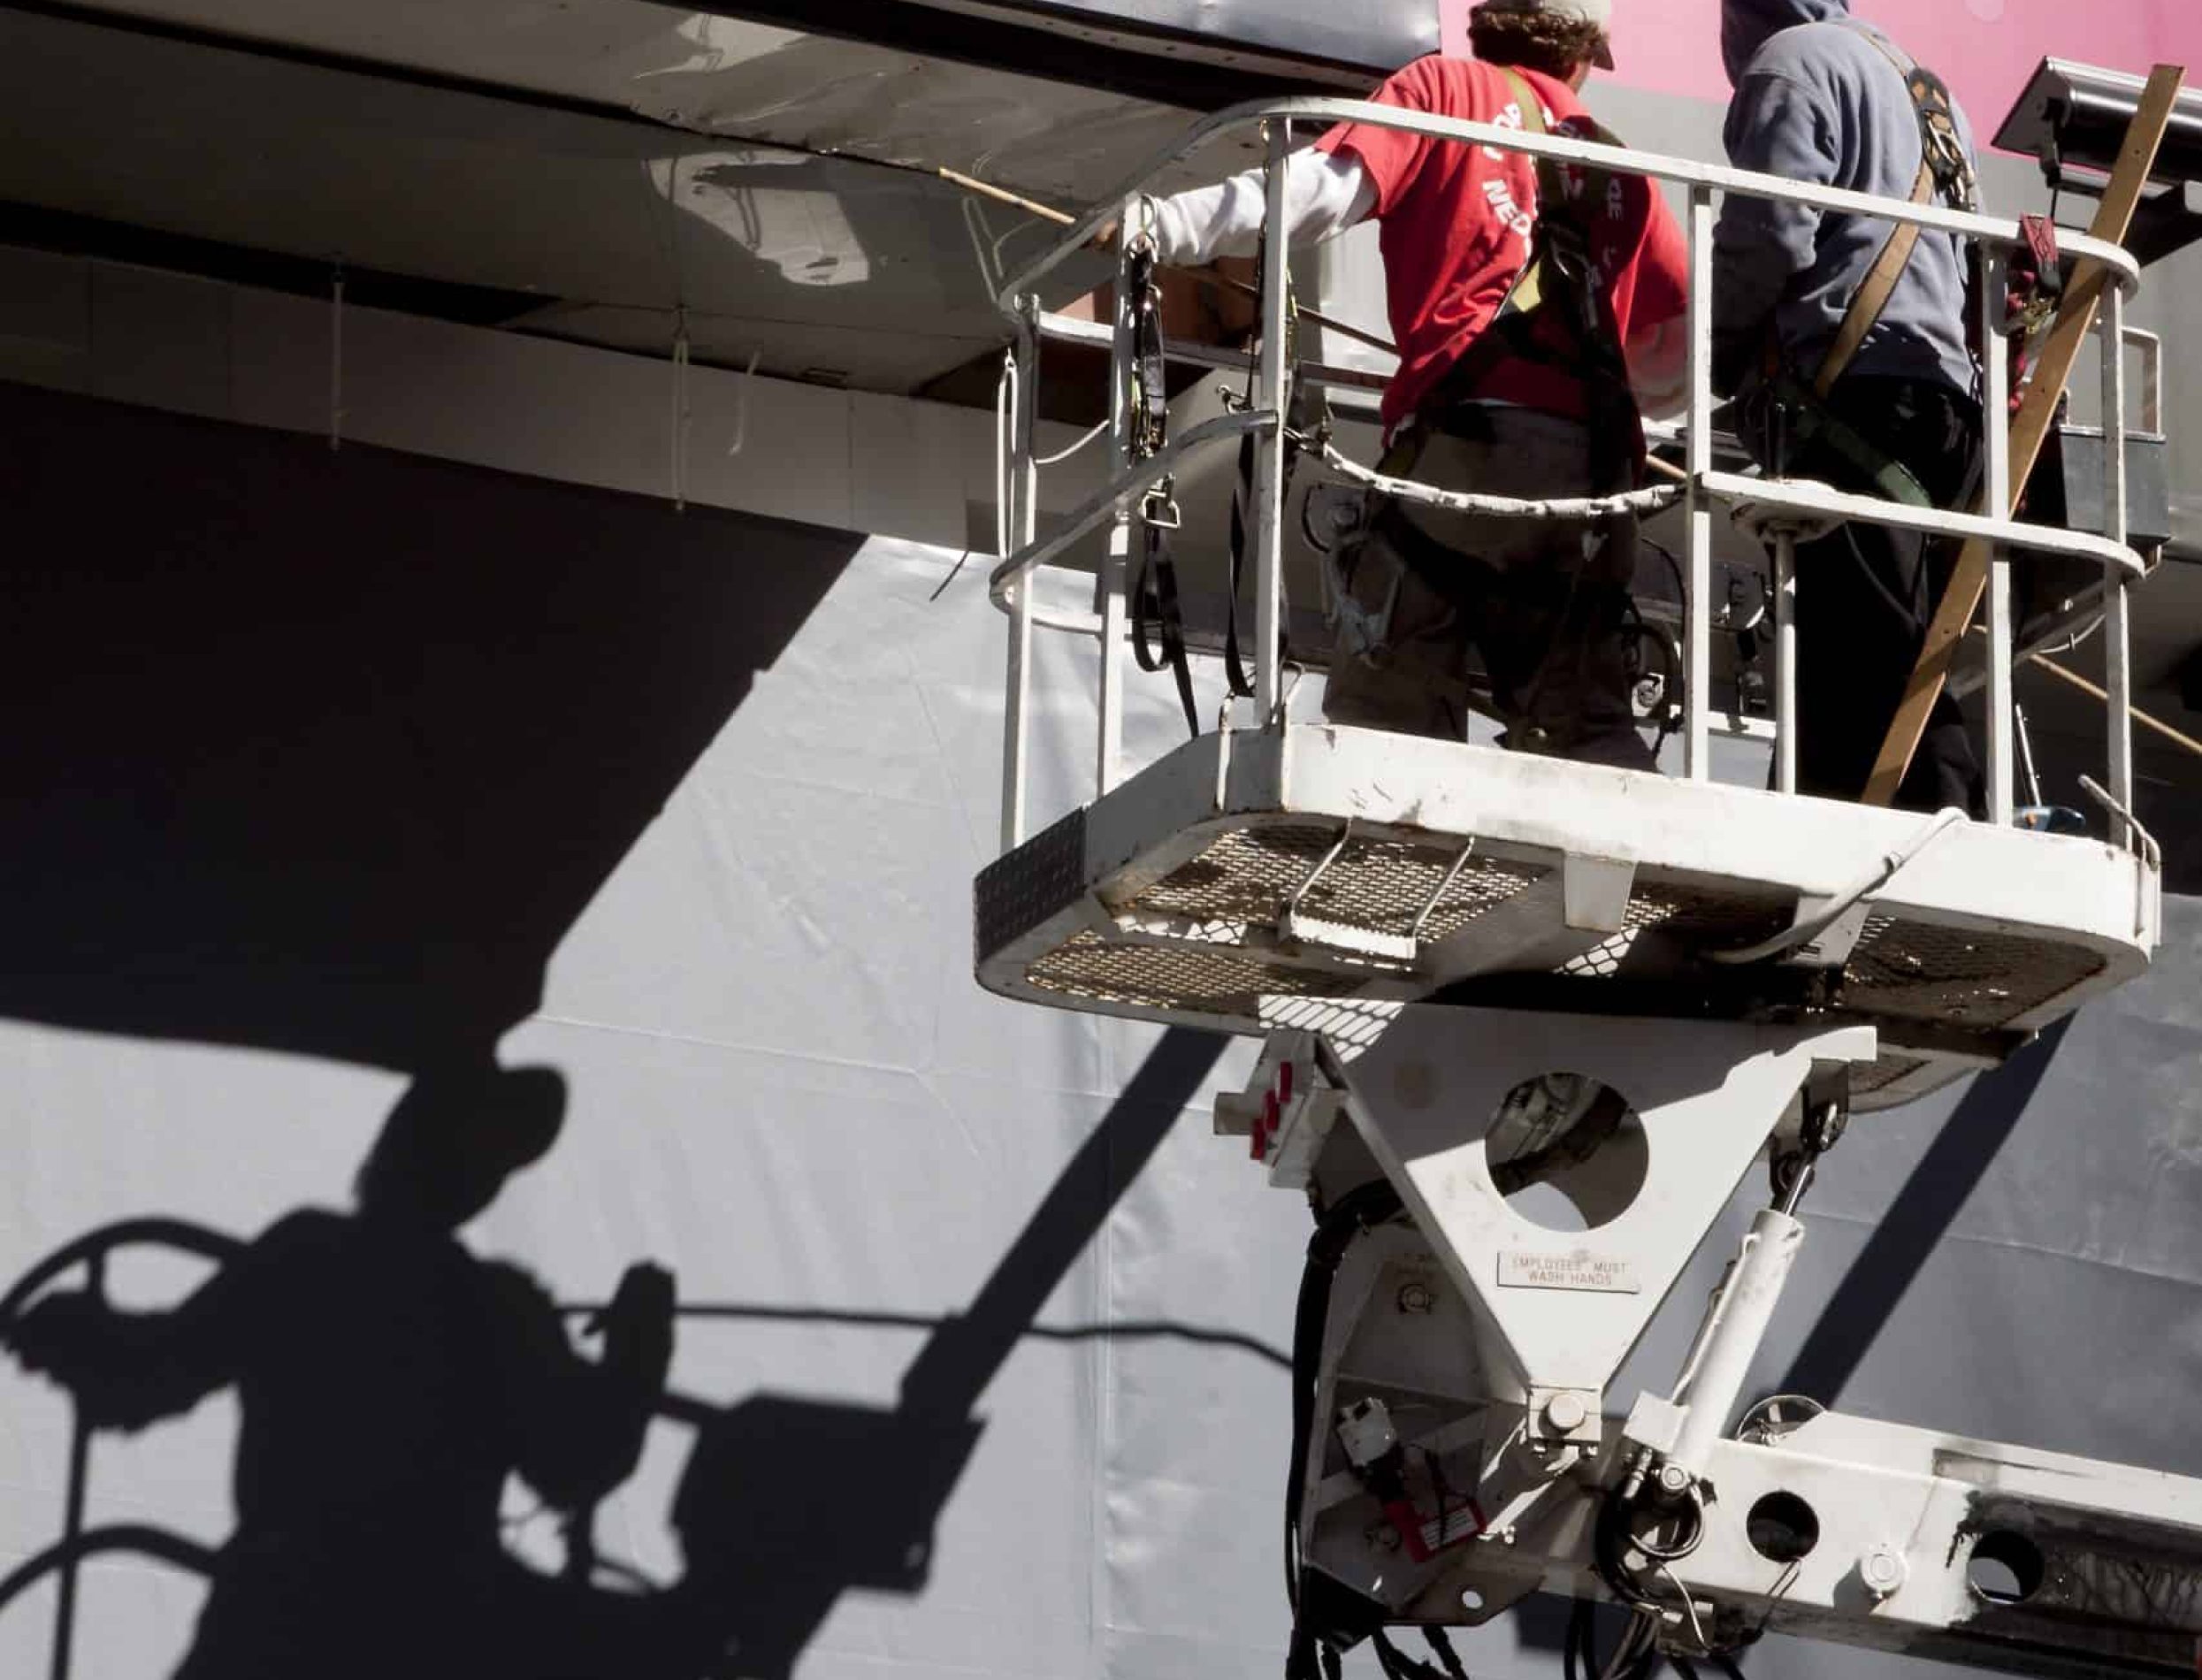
1773,532,1797,793
1099,197,1138,797
2125,326,2163,432
1252,122,1294,720
1685,187,1716,780
1983,251,2015,828
1000,299,1040,851
2103,280,2135,847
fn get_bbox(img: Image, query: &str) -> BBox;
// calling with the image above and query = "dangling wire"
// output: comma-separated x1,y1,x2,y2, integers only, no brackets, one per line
669,305,692,512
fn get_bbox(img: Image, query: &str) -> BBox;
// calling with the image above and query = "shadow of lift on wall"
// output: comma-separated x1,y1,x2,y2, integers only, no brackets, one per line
0,1027,1236,1680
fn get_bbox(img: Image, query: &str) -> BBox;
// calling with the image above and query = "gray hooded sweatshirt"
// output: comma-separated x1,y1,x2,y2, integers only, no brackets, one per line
1712,0,1978,401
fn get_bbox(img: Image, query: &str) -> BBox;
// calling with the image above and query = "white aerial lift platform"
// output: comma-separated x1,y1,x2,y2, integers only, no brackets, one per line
977,727,2154,1112
975,64,2196,1680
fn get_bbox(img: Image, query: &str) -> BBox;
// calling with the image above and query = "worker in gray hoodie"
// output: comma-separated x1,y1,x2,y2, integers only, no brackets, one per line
1714,0,1984,813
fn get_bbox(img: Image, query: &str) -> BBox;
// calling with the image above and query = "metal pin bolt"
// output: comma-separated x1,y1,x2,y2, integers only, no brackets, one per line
1396,1283,1435,1315
1543,1394,1590,1434
1656,1463,1694,1496
1371,1523,1403,1553
1860,1543,1908,1600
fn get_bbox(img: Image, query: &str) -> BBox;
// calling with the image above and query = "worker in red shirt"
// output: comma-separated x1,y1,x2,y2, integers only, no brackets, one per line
1118,0,1687,767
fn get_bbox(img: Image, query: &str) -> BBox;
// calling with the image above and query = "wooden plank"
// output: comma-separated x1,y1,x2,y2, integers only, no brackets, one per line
1862,63,2186,806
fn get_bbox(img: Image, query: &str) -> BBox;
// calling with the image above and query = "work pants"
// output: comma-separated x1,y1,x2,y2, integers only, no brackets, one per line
1775,377,1985,814
1323,404,1656,772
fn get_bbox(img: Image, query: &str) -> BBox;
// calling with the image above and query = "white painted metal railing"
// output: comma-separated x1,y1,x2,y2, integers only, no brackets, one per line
986,97,2150,854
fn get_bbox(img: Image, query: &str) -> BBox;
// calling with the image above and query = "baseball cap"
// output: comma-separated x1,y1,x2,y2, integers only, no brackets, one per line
1472,0,1618,71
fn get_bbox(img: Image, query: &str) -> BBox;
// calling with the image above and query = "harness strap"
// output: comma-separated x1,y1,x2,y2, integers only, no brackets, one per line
1427,72,1642,483
1227,432,1261,701
1123,247,1201,737
1811,25,1977,397
1770,368,1935,507
1222,253,1296,706
1339,72,1649,755
1129,517,1200,736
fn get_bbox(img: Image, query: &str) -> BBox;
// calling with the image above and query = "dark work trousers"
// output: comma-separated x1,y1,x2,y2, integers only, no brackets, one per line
1774,376,1985,814
1327,404,1656,770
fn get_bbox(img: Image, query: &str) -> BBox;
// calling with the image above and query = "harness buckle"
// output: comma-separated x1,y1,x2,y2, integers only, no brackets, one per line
1141,477,1182,531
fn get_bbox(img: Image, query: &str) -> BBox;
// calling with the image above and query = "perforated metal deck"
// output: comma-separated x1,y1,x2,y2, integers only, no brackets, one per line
975,728,2160,1111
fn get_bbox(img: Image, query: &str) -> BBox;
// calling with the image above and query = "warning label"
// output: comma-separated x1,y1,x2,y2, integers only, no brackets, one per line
1497,1251,1640,1294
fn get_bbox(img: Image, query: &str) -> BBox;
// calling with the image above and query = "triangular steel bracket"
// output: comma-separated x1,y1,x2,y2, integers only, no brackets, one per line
1330,1006,1877,1401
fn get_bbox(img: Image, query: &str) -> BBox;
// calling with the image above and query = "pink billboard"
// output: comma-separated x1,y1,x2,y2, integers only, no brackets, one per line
1439,0,2202,138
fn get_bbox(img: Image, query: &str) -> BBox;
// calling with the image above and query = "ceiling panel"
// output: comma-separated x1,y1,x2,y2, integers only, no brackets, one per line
0,6,1154,391
19,1,1271,204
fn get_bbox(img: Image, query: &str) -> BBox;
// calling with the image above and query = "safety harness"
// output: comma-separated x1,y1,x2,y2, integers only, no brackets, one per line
1344,69,1652,750
1762,26,1978,502
1378,69,1642,500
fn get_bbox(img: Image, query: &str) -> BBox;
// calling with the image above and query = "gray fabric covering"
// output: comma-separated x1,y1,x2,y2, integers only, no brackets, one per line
0,383,2198,1680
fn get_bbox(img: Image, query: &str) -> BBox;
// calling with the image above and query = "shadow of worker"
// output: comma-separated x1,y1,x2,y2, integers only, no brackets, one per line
4,1061,679,1680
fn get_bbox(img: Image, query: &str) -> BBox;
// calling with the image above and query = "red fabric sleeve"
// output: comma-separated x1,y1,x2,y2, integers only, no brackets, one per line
1313,56,1444,218
1619,188,1690,344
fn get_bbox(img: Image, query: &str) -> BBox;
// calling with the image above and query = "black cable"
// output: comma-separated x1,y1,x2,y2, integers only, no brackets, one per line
1592,1492,1665,1611
1619,601,1683,744
1563,1600,1594,1680
1286,1180,1404,1612
1640,536,1689,616
1424,1627,1471,1680
1631,1489,1706,1565
1836,517,1934,634
1629,538,1691,742
1370,1630,1463,1680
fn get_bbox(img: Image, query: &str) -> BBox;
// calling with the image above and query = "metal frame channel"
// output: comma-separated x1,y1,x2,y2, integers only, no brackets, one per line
1251,122,1294,719
999,300,1041,850
1686,187,1716,780
1097,196,1142,798
1773,531,1797,794
1982,251,2015,828
2104,282,2135,846
2126,325,2164,432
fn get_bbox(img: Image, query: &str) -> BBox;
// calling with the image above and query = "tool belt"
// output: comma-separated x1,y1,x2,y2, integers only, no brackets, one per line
1760,367,1934,508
